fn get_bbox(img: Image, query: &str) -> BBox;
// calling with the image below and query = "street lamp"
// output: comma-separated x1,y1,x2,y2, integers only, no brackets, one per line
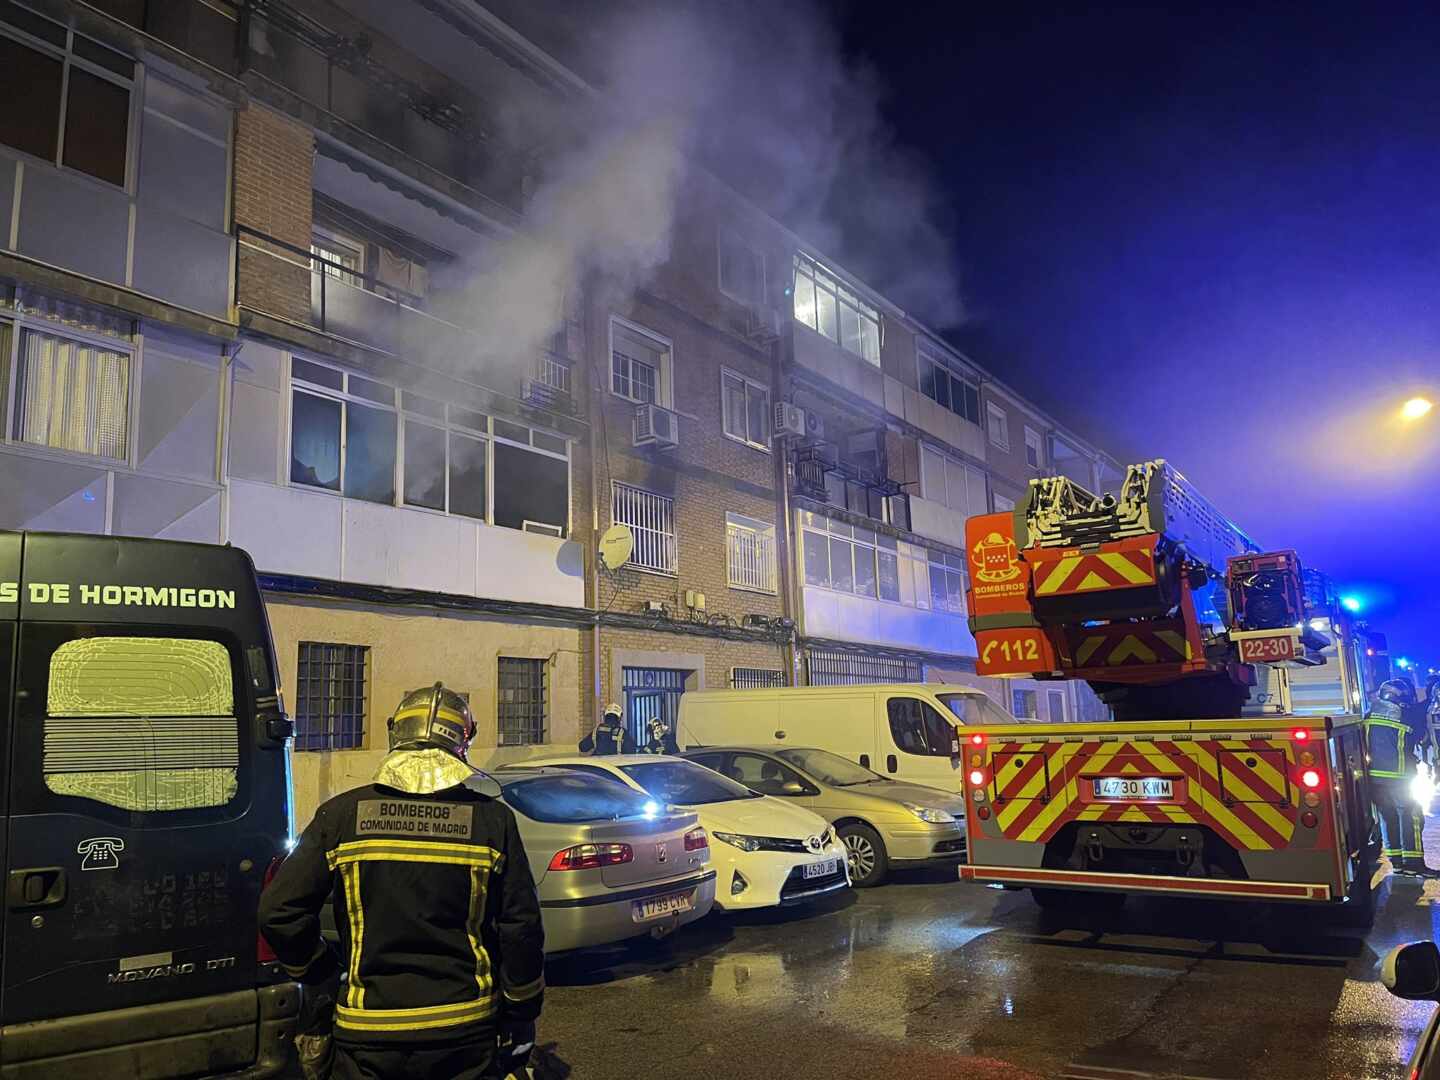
1401,397,1434,421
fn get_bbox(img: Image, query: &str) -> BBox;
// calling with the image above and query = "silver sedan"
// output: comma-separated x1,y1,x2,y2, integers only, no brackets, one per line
497,767,717,953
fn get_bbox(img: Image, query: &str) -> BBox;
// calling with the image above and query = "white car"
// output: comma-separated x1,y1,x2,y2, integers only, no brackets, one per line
522,755,850,910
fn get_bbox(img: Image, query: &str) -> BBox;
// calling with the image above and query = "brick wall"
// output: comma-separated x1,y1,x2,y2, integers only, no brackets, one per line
596,626,790,709
234,105,315,325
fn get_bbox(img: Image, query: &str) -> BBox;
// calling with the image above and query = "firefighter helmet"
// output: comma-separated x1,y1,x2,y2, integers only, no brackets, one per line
1378,679,1417,707
387,682,476,760
603,702,624,720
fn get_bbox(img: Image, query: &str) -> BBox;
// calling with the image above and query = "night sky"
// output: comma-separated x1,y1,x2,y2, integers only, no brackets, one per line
826,1,1440,669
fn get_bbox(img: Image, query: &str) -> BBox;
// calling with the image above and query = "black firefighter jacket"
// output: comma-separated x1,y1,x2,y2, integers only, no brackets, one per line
259,781,545,1045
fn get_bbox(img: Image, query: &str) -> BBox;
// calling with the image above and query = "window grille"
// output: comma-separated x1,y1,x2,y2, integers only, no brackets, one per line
726,513,777,593
294,642,368,751
498,658,547,746
612,482,677,574
807,649,921,686
732,667,786,689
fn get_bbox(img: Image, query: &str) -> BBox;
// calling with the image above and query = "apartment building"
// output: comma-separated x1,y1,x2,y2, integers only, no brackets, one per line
0,1,1121,827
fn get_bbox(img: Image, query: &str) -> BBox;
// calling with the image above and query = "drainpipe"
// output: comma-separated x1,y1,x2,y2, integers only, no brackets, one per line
585,283,605,728
771,311,802,685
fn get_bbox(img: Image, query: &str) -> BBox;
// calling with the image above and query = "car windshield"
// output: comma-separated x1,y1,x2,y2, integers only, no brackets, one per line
501,773,659,823
774,747,881,787
620,760,760,805
936,691,1016,727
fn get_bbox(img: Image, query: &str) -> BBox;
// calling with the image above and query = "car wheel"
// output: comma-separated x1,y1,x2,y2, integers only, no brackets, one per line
840,824,889,887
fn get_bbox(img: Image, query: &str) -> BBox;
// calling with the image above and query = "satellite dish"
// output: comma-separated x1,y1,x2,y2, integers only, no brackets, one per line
599,524,635,572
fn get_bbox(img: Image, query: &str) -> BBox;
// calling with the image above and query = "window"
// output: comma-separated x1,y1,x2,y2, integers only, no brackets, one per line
1025,426,1044,469
1012,688,1039,720
294,642,368,751
917,344,980,425
311,230,365,288
928,551,967,614
808,650,922,686
42,636,239,812
726,752,815,797
887,697,960,757
987,401,1010,451
801,511,926,607
491,422,568,535
498,657,547,746
718,229,766,306
1048,690,1067,723
291,358,395,503
502,772,657,824
919,445,987,518
727,512,777,593
13,327,131,460
611,320,669,406
619,760,760,805
613,482,676,574
731,667,786,689
792,254,880,365
0,9,134,186
721,368,770,450
992,492,1016,513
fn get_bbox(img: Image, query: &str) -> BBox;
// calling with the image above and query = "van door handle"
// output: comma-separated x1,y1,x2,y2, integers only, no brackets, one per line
887,754,898,773
7,867,66,910
859,754,870,768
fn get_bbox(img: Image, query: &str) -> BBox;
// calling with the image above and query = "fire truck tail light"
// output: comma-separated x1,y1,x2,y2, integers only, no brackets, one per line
1292,728,1309,742
970,733,985,746
1300,811,1319,828
969,769,986,787
1300,769,1322,790
977,805,991,821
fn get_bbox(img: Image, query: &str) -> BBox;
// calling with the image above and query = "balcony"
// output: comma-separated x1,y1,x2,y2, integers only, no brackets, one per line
235,226,575,415
793,443,910,531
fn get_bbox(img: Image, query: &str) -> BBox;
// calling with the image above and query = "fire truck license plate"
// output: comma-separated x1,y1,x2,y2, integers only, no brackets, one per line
1093,777,1173,800
1238,634,1296,662
633,890,695,922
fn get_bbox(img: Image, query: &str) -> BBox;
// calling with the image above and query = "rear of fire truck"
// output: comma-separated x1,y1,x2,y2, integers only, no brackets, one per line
959,460,1379,916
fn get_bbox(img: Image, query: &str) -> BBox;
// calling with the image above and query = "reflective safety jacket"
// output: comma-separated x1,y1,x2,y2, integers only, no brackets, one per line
259,777,544,1045
1365,706,1425,781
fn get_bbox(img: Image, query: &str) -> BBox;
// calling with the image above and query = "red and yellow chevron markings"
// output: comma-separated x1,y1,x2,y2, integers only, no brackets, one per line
1071,624,1192,668
989,738,1297,852
1033,544,1157,597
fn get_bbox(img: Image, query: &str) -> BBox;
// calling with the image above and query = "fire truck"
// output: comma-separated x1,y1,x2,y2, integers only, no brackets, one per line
959,460,1380,918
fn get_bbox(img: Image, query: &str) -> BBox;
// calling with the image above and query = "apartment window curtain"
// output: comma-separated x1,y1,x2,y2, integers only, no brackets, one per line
16,328,130,459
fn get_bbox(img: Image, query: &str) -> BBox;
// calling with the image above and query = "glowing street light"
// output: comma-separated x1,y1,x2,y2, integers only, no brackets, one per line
1401,397,1434,421
1340,595,1362,613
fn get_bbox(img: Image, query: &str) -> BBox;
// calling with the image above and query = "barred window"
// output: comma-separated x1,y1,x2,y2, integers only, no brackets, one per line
14,328,131,460
498,657,547,746
807,648,922,686
294,642,368,751
613,481,677,574
727,512,777,593
731,667,785,689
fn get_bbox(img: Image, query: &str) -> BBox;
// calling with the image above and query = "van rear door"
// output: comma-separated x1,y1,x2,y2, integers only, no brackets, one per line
1,534,290,1064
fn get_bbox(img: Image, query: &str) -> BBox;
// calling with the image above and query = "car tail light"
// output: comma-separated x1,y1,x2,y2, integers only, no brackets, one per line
684,828,708,852
1300,769,1322,790
257,853,286,963
548,843,633,871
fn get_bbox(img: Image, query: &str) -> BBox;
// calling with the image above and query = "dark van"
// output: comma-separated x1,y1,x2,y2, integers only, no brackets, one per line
0,531,297,1078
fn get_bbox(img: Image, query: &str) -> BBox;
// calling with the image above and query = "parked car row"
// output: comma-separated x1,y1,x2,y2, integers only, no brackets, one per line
495,743,968,953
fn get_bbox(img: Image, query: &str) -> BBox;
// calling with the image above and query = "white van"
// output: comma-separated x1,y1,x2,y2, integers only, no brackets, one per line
677,683,1015,795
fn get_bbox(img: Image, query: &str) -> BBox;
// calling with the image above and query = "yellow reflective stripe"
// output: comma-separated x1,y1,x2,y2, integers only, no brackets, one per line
1109,635,1156,664
504,973,545,1004
335,995,497,1033
333,839,500,859
1036,556,1081,595
1075,635,1106,667
1098,551,1153,585
339,864,365,1009
1074,570,1111,591
466,865,492,1000
1154,630,1191,659
330,839,501,870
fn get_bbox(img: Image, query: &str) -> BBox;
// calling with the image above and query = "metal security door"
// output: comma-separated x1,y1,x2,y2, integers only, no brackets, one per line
623,668,687,749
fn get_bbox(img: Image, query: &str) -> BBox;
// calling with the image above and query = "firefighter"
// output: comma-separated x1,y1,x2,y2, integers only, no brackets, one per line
1366,679,1431,876
260,683,545,1080
579,702,634,755
1425,675,1440,768
642,715,677,755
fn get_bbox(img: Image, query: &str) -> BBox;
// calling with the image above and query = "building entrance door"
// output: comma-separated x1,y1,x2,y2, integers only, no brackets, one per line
622,667,687,750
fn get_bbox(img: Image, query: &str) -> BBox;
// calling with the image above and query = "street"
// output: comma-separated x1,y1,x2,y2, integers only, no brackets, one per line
532,867,1438,1080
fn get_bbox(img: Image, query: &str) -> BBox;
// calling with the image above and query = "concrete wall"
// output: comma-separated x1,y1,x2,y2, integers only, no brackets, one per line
981,384,1050,493
268,595,586,827
801,585,976,657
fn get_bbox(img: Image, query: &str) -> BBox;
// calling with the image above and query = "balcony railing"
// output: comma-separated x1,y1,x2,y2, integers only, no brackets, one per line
236,225,576,415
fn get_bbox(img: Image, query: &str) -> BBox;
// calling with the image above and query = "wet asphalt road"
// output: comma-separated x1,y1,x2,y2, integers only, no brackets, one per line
530,866,1440,1080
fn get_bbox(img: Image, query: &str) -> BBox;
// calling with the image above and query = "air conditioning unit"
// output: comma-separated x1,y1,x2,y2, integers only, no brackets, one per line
633,403,679,449
745,305,783,344
804,410,825,441
773,402,806,440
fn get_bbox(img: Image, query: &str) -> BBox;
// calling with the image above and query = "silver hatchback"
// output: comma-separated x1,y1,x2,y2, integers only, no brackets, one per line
497,768,717,953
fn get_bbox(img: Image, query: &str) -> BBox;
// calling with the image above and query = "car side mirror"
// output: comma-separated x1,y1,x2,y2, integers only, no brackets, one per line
1384,942,1440,1001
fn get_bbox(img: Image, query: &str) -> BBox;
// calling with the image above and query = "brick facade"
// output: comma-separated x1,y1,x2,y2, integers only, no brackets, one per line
233,105,315,325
